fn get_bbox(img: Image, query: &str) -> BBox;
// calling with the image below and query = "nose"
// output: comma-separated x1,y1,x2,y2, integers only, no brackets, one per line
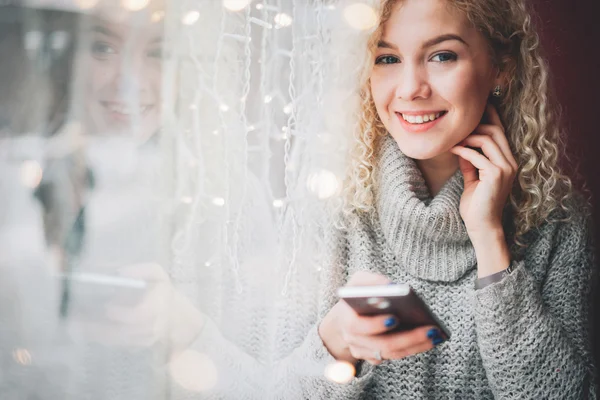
116,52,149,101
393,64,431,101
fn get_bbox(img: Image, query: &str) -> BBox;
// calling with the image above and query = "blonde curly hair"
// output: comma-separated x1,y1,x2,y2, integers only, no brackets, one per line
342,0,580,246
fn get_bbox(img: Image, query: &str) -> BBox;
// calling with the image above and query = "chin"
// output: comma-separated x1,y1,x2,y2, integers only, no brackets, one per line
394,141,446,161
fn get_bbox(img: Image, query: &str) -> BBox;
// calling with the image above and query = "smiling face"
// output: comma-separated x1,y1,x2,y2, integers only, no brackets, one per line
370,0,500,161
82,15,162,139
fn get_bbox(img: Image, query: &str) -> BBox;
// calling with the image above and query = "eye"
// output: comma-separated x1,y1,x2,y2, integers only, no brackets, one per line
91,41,117,59
146,47,163,59
430,52,457,63
375,55,400,65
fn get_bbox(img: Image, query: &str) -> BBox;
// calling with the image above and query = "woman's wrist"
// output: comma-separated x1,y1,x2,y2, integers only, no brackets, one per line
470,228,512,278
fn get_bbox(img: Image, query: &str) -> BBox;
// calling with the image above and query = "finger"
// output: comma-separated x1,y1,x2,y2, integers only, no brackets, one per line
352,325,440,355
117,263,169,282
474,124,518,170
105,293,163,324
450,146,498,176
345,313,399,337
346,270,391,286
460,135,512,172
347,344,384,365
385,337,439,359
457,155,478,186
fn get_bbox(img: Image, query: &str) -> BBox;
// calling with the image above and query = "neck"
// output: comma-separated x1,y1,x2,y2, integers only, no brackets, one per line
416,152,460,197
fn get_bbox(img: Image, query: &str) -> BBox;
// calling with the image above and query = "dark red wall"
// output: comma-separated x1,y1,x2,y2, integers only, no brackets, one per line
532,0,600,392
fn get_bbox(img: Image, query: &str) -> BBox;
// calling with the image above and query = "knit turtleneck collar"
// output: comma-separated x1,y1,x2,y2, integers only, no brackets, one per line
374,134,476,282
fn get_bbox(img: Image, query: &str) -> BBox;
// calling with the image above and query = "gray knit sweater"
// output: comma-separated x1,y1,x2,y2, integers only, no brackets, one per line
181,135,597,399
283,134,597,399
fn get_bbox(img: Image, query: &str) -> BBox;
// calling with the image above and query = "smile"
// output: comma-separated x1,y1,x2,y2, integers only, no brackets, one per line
395,110,447,132
101,101,153,117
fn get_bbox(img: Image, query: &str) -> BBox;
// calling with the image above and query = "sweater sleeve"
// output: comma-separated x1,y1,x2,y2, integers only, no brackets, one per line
167,318,375,400
472,212,597,399
167,219,376,399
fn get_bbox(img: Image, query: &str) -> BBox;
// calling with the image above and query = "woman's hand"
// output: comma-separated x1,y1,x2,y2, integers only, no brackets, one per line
71,263,205,360
450,103,518,237
318,271,444,366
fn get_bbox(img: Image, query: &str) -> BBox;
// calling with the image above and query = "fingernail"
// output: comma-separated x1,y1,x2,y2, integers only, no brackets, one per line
426,328,441,339
432,337,445,346
384,317,397,328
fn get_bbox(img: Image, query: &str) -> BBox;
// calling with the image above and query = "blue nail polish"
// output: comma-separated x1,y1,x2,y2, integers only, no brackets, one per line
426,328,441,339
432,337,445,346
384,317,397,328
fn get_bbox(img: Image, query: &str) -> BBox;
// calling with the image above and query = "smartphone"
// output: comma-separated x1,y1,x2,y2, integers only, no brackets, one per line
337,284,451,340
53,272,149,319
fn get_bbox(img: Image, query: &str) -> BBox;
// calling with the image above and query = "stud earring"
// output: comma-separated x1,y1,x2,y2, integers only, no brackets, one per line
492,85,502,97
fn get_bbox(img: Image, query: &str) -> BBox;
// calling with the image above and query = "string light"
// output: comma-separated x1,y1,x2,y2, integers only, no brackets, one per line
274,13,293,27
283,103,293,114
250,17,273,29
182,11,200,25
181,196,193,204
212,197,225,206
255,3,264,9
263,95,273,103
343,3,377,30
219,104,230,112
273,199,285,208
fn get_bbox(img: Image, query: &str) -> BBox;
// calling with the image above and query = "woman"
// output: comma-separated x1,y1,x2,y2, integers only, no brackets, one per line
308,0,597,398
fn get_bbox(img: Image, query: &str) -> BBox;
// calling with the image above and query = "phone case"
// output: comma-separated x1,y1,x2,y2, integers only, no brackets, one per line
337,284,451,340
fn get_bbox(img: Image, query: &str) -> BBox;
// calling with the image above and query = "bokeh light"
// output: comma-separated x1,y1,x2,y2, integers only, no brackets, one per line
182,11,201,26
223,0,252,12
343,3,378,30
169,350,218,392
324,361,355,384
121,0,150,11
274,13,293,27
306,170,341,199
20,160,43,189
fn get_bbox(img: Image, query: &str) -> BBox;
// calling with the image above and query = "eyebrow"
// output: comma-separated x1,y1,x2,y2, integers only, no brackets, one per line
91,25,120,40
377,34,469,50
91,25,163,46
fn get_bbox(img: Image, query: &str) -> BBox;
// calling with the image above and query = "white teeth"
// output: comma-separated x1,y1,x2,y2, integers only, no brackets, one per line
106,104,149,115
401,112,443,124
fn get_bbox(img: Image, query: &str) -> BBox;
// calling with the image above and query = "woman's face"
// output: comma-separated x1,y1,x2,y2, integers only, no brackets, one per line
370,0,499,160
82,15,162,139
